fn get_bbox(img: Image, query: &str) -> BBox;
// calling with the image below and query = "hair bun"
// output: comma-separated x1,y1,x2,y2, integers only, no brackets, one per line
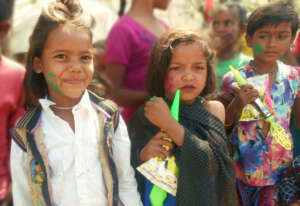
56,0,82,14
46,0,82,20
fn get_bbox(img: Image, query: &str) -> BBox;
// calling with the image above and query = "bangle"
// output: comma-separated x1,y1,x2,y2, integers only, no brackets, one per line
224,121,234,127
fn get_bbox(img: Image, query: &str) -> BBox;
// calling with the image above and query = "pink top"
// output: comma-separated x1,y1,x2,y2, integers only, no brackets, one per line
0,56,25,199
106,15,167,124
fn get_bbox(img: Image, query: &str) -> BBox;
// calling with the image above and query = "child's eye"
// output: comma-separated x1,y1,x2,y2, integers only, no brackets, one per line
169,66,180,71
278,35,289,40
81,55,92,62
225,20,233,27
55,54,66,60
258,35,267,40
212,21,219,28
194,66,204,70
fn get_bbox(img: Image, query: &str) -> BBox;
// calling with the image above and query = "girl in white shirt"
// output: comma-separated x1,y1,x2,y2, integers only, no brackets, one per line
10,0,142,206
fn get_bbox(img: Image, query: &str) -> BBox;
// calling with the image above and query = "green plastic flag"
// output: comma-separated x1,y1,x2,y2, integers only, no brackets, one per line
149,89,180,206
229,65,247,86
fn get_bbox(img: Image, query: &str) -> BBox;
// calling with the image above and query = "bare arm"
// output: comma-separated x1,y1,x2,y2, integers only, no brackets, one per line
106,63,150,107
204,100,225,124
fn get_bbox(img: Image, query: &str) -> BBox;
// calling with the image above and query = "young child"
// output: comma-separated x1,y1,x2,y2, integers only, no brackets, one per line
210,1,251,88
10,1,142,206
0,0,25,205
105,0,170,125
130,29,238,206
219,2,300,205
278,155,300,206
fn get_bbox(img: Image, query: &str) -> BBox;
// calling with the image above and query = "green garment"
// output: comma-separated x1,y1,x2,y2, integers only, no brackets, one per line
216,53,251,88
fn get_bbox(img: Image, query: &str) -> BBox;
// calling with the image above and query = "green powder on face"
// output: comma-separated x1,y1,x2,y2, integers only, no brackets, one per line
47,72,61,93
254,45,263,53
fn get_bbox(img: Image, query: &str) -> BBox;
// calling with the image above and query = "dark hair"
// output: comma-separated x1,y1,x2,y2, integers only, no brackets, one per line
147,28,216,98
24,0,93,108
119,0,126,17
0,0,15,21
212,1,247,28
247,2,299,37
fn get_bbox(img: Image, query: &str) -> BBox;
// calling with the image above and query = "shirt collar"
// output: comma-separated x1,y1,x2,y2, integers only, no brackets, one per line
39,90,94,114
246,60,281,83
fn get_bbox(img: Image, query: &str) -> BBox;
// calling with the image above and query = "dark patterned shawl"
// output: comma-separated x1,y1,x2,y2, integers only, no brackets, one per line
129,97,238,206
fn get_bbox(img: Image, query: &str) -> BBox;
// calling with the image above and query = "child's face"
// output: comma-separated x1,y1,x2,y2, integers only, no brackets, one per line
246,22,294,65
164,42,207,104
210,9,241,53
34,25,94,105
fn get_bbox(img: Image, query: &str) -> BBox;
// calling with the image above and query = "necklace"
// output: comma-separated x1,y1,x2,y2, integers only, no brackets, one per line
51,105,74,110
250,61,277,77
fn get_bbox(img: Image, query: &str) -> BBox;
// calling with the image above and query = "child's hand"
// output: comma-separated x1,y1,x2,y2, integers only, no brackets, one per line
233,84,259,110
140,132,174,162
144,97,185,146
144,97,174,131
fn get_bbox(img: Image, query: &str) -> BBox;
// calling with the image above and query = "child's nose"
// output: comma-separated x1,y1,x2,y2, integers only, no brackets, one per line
267,36,277,47
68,59,82,71
182,71,194,81
216,24,227,33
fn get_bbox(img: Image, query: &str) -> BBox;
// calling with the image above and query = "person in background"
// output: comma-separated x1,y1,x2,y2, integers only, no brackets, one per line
0,0,25,205
278,155,300,206
210,1,251,89
10,0,142,205
88,40,111,98
288,30,300,157
105,0,170,125
219,2,300,205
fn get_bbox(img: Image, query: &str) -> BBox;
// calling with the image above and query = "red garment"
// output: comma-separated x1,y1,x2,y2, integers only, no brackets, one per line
293,32,300,55
0,56,25,199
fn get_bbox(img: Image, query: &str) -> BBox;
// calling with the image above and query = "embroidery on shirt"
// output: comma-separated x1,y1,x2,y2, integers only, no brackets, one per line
31,159,44,184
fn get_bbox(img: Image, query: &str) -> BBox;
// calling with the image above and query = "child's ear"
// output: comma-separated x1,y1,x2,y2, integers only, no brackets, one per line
33,57,43,74
291,35,296,45
0,21,10,42
241,24,247,34
245,34,253,48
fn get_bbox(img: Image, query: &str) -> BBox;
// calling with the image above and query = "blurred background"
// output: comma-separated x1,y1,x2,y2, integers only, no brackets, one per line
3,0,300,60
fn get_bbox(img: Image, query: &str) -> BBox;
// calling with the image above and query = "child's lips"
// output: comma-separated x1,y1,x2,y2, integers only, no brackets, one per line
264,51,278,56
181,85,195,90
64,79,84,84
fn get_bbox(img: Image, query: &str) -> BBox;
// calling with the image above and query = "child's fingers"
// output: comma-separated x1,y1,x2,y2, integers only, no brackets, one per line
153,132,174,150
153,147,171,159
150,137,173,151
157,139,174,151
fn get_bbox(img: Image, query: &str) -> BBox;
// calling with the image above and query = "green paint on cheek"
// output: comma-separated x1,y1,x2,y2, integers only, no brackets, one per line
254,45,263,53
47,72,61,93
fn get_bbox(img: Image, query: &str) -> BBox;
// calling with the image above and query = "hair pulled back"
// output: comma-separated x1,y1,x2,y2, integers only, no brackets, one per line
24,0,93,108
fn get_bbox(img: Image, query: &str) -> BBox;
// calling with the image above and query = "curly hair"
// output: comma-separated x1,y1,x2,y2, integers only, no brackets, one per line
146,28,216,98
24,0,93,108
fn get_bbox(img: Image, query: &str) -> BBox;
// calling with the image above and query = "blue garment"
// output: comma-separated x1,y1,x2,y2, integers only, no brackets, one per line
143,179,176,206
291,120,300,157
